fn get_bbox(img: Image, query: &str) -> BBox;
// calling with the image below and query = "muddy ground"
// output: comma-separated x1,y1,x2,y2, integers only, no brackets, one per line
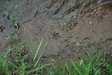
0,0,112,64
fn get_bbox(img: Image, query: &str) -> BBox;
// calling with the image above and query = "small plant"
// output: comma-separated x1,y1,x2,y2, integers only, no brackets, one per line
71,58,100,75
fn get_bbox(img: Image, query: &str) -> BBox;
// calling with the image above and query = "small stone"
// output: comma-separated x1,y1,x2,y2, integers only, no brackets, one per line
89,21,92,24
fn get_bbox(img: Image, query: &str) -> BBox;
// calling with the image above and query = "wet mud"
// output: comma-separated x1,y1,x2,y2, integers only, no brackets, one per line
0,0,112,64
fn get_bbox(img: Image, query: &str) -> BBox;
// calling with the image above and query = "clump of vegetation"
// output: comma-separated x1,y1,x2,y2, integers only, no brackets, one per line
0,38,50,75
0,39,112,75
47,52,112,75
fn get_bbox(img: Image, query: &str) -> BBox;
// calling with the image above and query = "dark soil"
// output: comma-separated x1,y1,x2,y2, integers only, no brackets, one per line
0,0,112,64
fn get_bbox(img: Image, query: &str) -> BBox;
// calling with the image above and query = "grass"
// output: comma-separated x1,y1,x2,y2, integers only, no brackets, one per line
0,38,50,75
0,39,112,75
47,52,104,75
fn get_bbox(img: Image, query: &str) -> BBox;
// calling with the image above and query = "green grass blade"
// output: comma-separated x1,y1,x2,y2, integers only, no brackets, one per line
1,49,13,57
88,59,93,68
2,57,10,75
25,41,34,55
33,38,44,61
29,64,50,73
81,60,88,73
94,69,100,75
34,46,45,67
65,63,73,75
71,60,81,75
52,64,64,75
87,58,93,73
33,39,37,52
1,41,25,57
9,62,19,69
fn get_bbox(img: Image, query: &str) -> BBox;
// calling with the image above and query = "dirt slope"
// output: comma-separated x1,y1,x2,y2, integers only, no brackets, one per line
0,0,112,64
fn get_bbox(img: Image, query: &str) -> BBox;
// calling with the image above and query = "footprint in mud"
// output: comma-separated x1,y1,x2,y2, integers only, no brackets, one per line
67,18,78,29
62,18,78,31
52,32,60,39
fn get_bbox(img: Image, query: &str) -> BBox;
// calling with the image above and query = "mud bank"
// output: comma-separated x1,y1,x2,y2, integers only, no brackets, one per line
0,0,112,64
